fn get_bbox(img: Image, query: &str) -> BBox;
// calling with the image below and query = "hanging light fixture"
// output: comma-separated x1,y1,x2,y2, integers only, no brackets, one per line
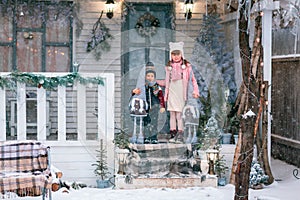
105,0,115,19
184,0,194,20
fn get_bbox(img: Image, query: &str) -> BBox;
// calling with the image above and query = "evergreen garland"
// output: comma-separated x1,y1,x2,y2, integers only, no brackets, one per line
0,72,104,90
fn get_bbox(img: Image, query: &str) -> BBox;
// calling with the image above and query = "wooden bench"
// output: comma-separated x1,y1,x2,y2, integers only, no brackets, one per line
0,140,52,199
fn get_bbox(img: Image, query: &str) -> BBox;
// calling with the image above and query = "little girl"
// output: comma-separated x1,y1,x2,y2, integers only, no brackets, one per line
164,42,199,143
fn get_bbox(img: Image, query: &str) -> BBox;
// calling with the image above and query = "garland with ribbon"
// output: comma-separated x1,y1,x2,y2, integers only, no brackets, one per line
0,72,104,90
135,12,160,37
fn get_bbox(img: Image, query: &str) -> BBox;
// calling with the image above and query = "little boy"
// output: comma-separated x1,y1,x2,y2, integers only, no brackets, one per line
132,62,165,144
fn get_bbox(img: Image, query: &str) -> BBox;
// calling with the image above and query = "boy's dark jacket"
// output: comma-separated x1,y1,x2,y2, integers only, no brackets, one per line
145,82,165,111
131,82,165,112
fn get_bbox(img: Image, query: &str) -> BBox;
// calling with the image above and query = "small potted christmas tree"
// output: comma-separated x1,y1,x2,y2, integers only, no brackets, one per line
214,154,229,186
92,139,111,188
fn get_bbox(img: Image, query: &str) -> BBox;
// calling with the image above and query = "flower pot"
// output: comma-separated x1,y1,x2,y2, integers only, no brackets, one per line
218,177,227,186
96,179,110,188
251,184,263,190
197,150,206,160
234,135,239,144
222,133,232,144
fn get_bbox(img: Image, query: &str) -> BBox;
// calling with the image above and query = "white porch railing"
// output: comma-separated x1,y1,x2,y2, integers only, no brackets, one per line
0,72,115,185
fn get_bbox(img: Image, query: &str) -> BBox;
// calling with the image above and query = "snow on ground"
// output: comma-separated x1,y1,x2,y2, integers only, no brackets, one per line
3,159,299,200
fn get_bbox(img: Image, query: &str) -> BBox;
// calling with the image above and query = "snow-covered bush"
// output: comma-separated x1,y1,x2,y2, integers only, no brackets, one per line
249,160,269,187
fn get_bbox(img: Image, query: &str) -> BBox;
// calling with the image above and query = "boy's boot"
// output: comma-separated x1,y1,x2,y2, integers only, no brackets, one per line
151,135,158,144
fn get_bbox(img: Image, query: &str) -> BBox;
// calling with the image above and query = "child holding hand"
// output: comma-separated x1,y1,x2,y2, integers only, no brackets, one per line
164,42,199,143
132,62,165,144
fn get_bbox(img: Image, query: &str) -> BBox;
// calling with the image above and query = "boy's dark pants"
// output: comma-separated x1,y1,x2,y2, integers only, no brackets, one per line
143,104,160,140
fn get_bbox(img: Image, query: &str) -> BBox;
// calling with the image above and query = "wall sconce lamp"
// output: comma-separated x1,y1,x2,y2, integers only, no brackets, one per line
184,0,194,20
206,149,219,175
105,0,115,19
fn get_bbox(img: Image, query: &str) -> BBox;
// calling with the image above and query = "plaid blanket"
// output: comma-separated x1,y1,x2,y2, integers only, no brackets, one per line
0,140,52,195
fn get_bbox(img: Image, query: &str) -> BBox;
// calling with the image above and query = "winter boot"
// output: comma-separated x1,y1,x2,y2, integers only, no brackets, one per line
168,130,177,143
151,135,158,144
175,131,184,144
144,137,151,144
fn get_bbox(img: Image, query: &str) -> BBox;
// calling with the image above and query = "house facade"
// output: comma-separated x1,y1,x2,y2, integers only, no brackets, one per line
1,0,299,186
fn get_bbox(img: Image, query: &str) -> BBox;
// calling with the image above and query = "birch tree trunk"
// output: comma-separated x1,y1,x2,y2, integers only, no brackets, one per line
234,1,261,199
232,2,275,197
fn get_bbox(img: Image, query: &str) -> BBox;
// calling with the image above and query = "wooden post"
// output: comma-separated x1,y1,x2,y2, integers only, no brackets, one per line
17,82,26,140
37,86,47,141
58,85,66,141
0,87,6,141
77,83,87,140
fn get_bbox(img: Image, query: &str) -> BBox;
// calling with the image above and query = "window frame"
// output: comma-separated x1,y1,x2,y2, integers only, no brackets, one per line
0,1,73,72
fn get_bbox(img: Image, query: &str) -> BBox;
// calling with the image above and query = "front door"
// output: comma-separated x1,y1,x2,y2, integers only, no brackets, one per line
121,2,173,131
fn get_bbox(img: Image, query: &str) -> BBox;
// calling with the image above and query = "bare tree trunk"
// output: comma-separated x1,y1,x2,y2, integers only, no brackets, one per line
232,0,275,194
234,1,262,199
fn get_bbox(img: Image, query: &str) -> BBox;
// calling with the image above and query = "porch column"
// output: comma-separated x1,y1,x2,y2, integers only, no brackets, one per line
262,0,280,163
77,83,87,140
17,82,27,140
58,85,66,141
98,73,115,173
37,87,47,141
0,87,6,141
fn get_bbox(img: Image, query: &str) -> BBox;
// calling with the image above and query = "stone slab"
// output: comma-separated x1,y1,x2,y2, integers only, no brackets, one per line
114,176,218,189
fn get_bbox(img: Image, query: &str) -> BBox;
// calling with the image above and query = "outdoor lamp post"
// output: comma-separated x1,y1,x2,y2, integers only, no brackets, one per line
116,148,129,175
206,149,219,175
184,0,194,20
105,0,115,19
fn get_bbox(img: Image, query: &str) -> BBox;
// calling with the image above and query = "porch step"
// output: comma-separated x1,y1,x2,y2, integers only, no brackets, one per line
130,143,192,158
114,175,217,189
115,143,217,188
126,144,192,175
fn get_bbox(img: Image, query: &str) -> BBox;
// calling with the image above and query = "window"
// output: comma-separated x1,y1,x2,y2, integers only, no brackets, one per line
0,1,73,72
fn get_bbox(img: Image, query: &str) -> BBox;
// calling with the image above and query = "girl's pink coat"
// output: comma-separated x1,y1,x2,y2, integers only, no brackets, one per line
164,63,199,102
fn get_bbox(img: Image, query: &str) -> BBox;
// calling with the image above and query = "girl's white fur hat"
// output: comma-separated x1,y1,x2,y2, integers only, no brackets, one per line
169,41,184,61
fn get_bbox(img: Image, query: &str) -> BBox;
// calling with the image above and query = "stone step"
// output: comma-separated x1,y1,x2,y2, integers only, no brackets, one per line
129,143,193,159
115,175,218,189
124,144,198,176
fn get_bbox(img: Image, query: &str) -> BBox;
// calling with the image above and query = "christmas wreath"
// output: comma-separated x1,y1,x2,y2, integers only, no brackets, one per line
135,13,160,37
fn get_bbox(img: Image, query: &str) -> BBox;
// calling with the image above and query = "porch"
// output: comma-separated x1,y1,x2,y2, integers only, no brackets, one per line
0,72,115,186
